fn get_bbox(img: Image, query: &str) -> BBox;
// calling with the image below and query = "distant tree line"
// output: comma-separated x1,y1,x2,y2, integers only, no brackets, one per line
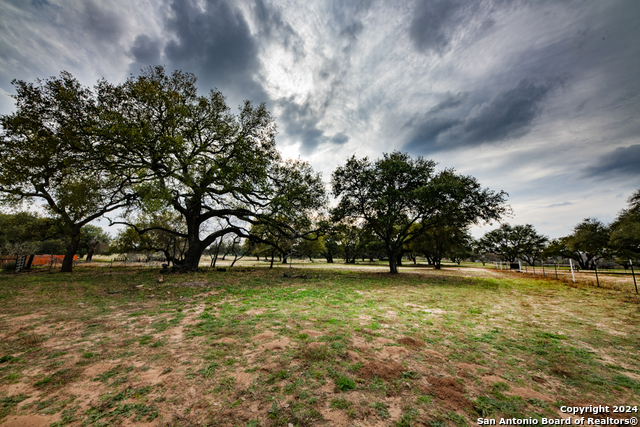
476,189,640,269
1,67,514,274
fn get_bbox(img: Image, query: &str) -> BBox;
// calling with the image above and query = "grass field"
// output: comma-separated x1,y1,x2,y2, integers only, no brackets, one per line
0,264,639,426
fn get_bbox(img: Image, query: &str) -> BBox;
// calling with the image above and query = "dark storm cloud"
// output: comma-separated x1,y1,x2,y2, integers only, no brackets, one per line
460,79,554,143
82,1,124,45
330,132,349,144
129,35,162,68
405,79,555,152
277,93,350,154
162,0,267,102
583,145,640,180
277,98,327,154
31,0,51,7
276,3,369,154
253,0,303,56
427,91,469,114
404,117,462,150
409,0,467,53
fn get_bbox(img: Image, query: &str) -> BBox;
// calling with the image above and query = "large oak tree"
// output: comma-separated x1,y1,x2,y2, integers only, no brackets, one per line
102,67,327,270
478,223,548,265
0,72,135,272
331,152,508,274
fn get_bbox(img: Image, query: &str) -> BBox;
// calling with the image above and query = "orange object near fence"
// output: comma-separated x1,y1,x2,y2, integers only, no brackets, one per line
0,254,77,267
31,255,78,265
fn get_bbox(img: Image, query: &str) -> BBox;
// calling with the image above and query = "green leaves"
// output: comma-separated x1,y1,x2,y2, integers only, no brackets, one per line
331,151,507,273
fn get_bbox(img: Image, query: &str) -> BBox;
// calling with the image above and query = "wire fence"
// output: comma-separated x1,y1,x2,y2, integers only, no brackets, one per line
493,260,639,294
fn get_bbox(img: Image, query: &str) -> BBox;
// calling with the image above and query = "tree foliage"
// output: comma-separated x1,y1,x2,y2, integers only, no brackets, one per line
547,218,610,269
0,212,64,256
100,67,327,270
78,225,111,261
111,211,188,266
609,189,640,260
408,221,474,268
331,151,508,274
0,72,134,271
478,224,548,264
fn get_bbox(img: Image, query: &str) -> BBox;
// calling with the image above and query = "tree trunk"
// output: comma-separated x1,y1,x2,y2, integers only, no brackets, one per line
25,254,35,270
387,247,398,274
325,253,333,263
61,232,81,272
181,240,207,271
396,252,403,267
86,248,95,262
230,253,241,268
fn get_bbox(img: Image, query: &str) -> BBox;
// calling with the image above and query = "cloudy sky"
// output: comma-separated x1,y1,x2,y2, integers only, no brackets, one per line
1,0,639,238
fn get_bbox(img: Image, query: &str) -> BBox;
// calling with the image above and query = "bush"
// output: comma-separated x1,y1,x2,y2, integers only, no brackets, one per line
1,261,16,272
335,374,356,391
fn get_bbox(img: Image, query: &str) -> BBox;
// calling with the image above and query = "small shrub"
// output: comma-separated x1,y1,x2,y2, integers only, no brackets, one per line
402,371,420,380
336,374,356,392
370,401,389,419
330,397,351,410
1,261,16,272
416,394,432,405
445,411,468,427
199,363,218,378
396,407,420,427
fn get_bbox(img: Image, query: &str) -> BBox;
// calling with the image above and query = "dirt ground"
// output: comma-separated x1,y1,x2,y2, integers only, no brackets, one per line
0,266,639,426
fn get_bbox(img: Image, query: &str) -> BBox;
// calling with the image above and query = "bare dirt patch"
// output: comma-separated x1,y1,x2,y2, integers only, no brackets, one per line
481,375,505,384
345,350,365,363
230,371,255,388
621,371,640,381
358,361,403,380
1,414,61,427
252,331,275,341
398,336,425,348
351,337,370,351
380,346,408,359
374,337,395,346
319,407,350,426
422,376,472,409
424,349,445,359
259,338,291,351
456,362,485,374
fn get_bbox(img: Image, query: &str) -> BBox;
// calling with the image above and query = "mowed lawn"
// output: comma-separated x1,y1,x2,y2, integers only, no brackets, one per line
0,265,639,426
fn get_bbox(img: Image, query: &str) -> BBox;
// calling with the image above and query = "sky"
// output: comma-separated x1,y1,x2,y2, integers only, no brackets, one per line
0,0,639,239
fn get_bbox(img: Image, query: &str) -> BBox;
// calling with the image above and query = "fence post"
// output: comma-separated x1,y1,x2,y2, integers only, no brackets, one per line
594,264,599,287
555,263,558,280
631,260,638,295
519,260,522,273
569,259,576,283
542,263,545,277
